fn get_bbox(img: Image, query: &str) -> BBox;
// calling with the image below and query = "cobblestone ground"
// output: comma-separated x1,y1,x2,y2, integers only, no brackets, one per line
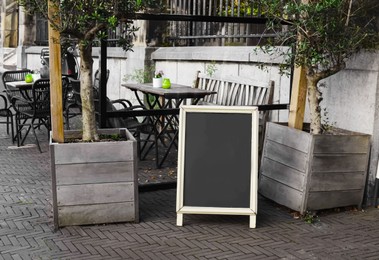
1,125,379,259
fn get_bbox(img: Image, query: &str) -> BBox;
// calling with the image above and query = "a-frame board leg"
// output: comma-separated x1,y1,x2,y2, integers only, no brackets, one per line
177,213,183,226
249,215,256,229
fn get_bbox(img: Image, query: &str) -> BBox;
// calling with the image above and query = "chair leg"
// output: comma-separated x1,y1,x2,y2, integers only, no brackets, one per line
9,114,14,144
65,110,70,130
134,132,142,160
30,124,42,153
15,115,21,147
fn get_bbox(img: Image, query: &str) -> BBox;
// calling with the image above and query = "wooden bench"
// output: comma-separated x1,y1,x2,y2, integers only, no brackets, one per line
194,72,274,108
194,72,275,153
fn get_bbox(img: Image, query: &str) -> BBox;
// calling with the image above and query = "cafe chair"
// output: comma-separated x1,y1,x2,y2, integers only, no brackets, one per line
64,78,81,129
93,69,110,92
107,98,158,163
64,69,110,129
12,79,51,152
1,69,34,142
2,69,33,86
0,93,14,139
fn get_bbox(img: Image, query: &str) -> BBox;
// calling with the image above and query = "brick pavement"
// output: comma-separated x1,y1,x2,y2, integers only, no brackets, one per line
1,126,379,260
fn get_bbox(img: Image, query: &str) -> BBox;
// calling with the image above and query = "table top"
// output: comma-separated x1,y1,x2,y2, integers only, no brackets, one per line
6,81,33,89
122,83,216,99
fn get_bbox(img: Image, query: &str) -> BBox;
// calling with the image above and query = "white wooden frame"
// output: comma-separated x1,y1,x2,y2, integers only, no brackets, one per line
176,105,259,228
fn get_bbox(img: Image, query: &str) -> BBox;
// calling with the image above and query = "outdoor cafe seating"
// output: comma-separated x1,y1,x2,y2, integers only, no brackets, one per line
9,79,51,152
0,92,14,140
1,70,67,151
2,69,33,142
64,69,157,161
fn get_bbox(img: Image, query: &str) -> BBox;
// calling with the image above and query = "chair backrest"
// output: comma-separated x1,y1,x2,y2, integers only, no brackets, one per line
32,79,50,115
2,69,34,102
1,69,32,92
2,69,33,84
93,69,110,92
68,79,81,106
195,72,274,107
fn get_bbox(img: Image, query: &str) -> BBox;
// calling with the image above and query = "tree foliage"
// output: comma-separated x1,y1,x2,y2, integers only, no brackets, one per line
262,0,379,133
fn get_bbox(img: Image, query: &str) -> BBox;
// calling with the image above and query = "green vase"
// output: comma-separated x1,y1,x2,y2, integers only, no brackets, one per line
162,78,171,89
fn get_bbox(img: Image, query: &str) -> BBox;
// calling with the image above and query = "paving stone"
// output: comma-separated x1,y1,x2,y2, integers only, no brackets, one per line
1,124,379,259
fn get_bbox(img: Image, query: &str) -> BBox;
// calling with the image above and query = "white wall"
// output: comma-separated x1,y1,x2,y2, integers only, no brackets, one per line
20,46,379,133
151,47,291,122
321,51,379,135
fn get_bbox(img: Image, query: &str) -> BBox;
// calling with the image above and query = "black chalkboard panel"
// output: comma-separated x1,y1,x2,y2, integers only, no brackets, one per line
183,112,252,208
176,105,259,228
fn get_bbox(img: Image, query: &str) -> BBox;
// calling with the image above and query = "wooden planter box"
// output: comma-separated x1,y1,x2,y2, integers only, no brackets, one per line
259,122,370,214
50,128,139,228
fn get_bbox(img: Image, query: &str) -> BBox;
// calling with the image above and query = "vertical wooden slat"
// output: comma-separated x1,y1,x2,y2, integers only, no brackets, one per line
288,0,309,130
48,0,64,143
288,66,307,130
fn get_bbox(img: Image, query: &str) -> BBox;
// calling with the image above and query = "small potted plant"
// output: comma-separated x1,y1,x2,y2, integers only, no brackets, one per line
153,70,164,88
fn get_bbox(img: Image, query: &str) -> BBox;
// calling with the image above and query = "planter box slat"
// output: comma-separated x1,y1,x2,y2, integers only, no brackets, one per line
56,161,135,185
58,202,136,226
54,141,135,164
266,122,311,153
261,158,305,189
307,190,363,210
259,122,370,214
313,135,370,154
312,154,369,172
259,175,303,212
309,171,366,191
57,182,134,206
264,140,309,172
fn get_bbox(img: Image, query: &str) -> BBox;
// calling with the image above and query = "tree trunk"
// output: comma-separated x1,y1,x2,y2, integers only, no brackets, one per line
79,43,99,141
307,75,322,134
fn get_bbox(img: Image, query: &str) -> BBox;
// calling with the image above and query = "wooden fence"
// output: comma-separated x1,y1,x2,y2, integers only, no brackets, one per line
167,0,270,46
35,0,271,47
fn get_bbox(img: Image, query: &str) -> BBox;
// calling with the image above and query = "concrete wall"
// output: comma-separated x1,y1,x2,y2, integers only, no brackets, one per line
321,51,379,135
320,51,379,205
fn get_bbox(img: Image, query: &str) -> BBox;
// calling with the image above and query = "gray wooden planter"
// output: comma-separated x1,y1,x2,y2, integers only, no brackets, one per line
50,128,139,228
259,122,370,214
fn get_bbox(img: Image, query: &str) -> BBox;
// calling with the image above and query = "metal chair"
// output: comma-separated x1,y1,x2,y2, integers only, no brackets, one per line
12,79,51,152
107,98,158,162
1,69,33,141
64,78,81,129
64,69,110,129
0,93,14,139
